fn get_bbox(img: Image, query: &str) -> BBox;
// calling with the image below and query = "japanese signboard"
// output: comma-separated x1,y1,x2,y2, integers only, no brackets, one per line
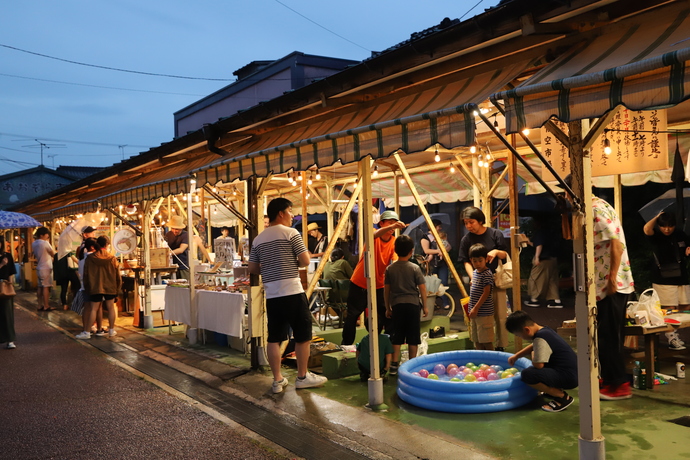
540,108,668,180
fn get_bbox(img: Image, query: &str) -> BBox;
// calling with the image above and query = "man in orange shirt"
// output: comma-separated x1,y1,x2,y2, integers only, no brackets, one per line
341,210,407,345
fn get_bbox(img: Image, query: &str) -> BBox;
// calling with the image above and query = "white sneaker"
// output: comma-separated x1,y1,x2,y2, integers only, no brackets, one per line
295,371,328,389
524,300,540,308
547,300,563,309
75,331,91,340
6,342,16,349
669,336,686,350
108,329,117,337
272,377,288,394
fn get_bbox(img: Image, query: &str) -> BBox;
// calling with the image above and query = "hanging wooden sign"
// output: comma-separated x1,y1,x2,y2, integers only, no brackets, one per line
540,108,668,179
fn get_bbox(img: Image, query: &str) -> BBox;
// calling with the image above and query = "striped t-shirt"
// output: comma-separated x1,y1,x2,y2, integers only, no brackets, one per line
249,225,308,299
469,268,494,316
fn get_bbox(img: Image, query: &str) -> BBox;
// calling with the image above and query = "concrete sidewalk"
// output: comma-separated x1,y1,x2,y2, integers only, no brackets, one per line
12,290,493,460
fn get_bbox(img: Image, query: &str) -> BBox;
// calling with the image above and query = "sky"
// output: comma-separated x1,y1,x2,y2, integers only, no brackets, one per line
0,0,498,176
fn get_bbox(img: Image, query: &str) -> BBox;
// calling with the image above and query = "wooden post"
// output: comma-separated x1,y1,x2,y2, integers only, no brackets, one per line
569,120,604,459
508,134,522,351
247,176,261,369
393,152,467,298
361,158,385,409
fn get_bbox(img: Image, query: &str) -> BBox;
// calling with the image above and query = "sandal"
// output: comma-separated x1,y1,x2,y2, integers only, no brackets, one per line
541,392,573,412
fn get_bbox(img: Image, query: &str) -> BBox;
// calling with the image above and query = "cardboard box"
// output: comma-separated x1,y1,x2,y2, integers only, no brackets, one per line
150,248,169,268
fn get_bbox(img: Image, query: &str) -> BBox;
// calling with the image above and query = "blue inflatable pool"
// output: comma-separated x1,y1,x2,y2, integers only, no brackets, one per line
397,350,537,413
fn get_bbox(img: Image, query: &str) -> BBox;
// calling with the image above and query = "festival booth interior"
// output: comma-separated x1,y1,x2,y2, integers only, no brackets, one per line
13,0,688,426
487,2,690,457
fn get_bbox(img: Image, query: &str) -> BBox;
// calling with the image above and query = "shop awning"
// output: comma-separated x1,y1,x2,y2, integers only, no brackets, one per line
493,3,690,133
191,60,537,187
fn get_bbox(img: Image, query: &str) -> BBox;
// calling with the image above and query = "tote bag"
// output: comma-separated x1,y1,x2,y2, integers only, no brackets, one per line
494,254,513,290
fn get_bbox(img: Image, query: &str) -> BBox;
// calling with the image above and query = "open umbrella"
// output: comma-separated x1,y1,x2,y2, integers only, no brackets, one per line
57,212,105,258
0,210,41,229
638,188,690,223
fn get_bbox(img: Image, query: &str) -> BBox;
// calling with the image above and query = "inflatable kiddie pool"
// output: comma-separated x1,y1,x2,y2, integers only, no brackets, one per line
397,350,537,413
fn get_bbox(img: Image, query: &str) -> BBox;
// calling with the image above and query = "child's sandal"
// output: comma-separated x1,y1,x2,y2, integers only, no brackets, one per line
541,393,573,412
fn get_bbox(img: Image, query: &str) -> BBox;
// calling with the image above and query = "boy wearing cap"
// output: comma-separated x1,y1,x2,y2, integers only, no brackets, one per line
341,210,407,345
165,215,189,280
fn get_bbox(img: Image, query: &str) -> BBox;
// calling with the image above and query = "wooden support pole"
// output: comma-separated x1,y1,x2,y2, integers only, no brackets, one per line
569,120,604,458
393,152,467,298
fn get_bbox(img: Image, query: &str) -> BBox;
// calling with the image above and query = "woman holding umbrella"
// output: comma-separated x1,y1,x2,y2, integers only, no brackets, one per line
643,211,690,350
0,235,17,349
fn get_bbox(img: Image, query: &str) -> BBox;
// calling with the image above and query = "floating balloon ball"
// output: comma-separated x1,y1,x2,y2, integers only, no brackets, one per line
447,364,459,373
419,369,430,378
433,364,446,376
486,373,500,381
479,364,491,371
412,372,421,377
450,377,461,382
447,367,460,378
462,368,473,375
473,370,486,379
463,374,477,382
507,368,519,375
476,377,487,382
501,371,513,379
428,373,439,380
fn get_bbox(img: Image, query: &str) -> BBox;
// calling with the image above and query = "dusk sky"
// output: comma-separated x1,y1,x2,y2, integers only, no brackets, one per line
0,1,497,176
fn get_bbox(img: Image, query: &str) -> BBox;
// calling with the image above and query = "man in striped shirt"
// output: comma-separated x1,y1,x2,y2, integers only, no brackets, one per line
249,198,328,394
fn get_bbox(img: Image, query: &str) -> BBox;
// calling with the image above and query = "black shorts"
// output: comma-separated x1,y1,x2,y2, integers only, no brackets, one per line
88,294,117,302
390,303,421,346
266,292,313,343
521,366,578,390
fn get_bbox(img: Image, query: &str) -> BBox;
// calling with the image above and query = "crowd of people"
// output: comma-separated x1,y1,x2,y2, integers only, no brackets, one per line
3,184,689,411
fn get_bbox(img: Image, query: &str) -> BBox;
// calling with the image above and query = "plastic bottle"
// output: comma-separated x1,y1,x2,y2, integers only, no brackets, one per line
639,361,647,390
632,361,641,389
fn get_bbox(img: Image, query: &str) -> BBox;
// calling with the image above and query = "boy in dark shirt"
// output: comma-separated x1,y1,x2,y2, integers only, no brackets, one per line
506,310,578,412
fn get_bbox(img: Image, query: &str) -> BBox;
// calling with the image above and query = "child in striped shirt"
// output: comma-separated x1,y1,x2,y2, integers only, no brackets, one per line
468,243,495,350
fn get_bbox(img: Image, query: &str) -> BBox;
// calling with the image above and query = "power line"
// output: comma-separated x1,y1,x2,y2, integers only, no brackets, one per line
0,43,235,82
459,0,484,20
0,72,206,97
272,0,370,52
2,132,151,149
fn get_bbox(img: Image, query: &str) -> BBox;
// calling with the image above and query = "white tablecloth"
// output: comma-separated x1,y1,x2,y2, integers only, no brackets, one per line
197,290,245,337
163,286,245,337
163,286,191,325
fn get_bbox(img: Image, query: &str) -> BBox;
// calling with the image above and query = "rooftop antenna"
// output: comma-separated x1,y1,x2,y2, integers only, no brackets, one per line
20,139,66,166
46,153,58,169
118,144,128,160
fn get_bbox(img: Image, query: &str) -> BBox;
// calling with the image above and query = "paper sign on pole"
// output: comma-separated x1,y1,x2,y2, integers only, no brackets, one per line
540,109,668,179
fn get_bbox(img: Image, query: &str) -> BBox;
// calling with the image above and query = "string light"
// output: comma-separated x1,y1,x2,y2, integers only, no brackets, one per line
212,187,217,193
469,143,477,154
522,128,530,136
449,163,455,173
478,155,484,168
493,114,499,128
434,146,440,163
307,173,313,185
298,172,303,181
182,195,187,201
232,187,237,196
373,165,379,177
315,169,321,180
399,177,405,184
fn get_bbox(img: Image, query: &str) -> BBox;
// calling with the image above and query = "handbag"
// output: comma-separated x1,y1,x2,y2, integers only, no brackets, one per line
494,253,513,290
0,280,16,298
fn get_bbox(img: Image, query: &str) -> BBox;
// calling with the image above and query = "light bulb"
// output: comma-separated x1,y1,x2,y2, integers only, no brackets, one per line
308,173,313,185
450,163,455,173
232,188,237,196
298,173,303,181
212,187,217,193
604,138,611,155
315,169,321,180
182,195,187,201
399,177,405,184
522,128,530,136
470,144,477,154
472,110,479,117
434,152,440,162
373,165,379,177
478,160,484,167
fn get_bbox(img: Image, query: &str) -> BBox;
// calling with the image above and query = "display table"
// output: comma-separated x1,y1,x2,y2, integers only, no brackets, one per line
197,290,245,337
163,286,246,338
164,286,192,325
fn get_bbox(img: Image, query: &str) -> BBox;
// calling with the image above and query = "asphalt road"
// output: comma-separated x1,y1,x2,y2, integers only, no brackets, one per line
0,306,288,460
